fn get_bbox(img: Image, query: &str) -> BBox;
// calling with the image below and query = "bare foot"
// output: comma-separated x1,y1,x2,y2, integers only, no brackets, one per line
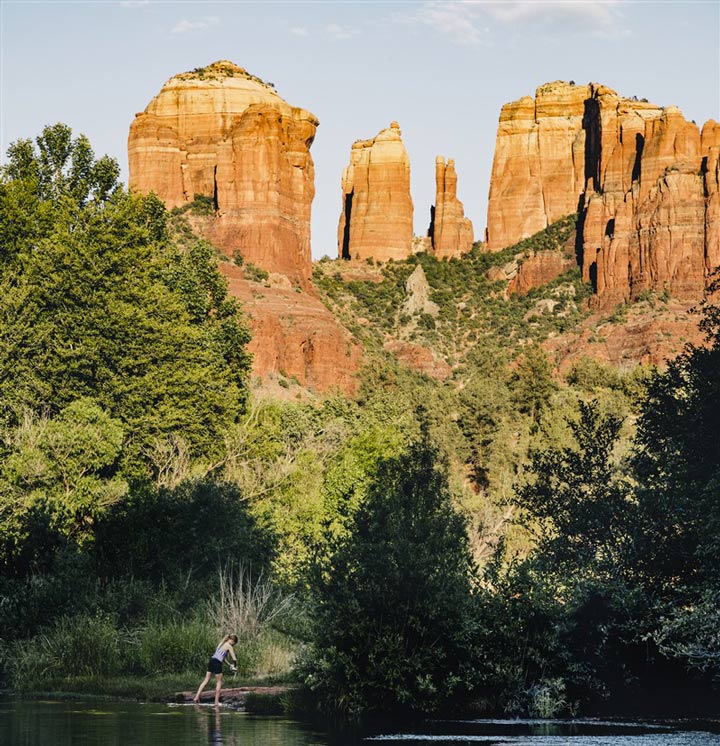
192,698,199,704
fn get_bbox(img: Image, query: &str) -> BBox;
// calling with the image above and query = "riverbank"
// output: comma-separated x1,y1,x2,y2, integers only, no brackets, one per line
5,673,296,707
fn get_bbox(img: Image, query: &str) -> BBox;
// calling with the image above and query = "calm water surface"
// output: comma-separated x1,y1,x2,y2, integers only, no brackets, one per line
2,698,720,746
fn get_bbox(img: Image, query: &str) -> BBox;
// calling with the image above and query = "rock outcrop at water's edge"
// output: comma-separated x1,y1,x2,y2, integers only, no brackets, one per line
337,122,414,262
429,157,474,259
128,60,318,288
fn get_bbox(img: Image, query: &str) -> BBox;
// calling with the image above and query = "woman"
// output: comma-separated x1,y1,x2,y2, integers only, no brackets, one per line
193,634,238,706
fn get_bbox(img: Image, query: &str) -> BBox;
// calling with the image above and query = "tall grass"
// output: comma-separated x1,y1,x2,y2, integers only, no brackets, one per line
206,563,295,641
5,567,301,691
205,563,298,675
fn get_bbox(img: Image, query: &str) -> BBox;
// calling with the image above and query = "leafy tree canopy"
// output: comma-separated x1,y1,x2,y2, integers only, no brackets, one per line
0,124,252,468
304,436,478,716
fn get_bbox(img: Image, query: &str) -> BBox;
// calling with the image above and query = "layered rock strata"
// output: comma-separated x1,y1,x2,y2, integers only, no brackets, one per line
337,122,414,262
128,60,318,287
486,81,591,251
703,120,720,278
508,251,576,296
429,157,474,258
580,89,718,306
220,263,362,394
487,81,720,306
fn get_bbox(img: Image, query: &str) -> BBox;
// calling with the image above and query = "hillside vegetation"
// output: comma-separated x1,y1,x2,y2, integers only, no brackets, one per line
314,214,590,368
3,126,720,720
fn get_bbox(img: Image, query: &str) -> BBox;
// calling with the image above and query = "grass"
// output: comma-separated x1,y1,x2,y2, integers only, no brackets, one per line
3,567,301,701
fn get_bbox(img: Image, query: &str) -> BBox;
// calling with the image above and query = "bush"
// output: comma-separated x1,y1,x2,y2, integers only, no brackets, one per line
134,618,215,676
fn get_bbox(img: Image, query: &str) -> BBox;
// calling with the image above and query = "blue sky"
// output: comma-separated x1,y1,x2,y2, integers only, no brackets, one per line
2,0,719,258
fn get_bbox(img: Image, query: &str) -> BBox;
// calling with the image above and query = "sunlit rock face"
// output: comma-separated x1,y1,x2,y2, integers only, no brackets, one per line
579,87,713,307
337,122,414,262
486,81,591,251
128,60,318,288
429,157,473,259
487,81,720,307
220,264,362,396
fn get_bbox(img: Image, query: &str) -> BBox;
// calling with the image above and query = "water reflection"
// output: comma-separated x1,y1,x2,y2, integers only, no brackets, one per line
0,698,328,746
365,717,720,745
2,698,720,746
208,708,223,745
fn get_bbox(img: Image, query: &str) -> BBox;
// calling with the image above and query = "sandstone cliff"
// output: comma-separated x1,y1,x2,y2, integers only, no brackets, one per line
337,122,414,262
220,263,362,395
579,88,714,306
487,81,720,307
128,60,318,288
429,157,474,258
486,81,590,251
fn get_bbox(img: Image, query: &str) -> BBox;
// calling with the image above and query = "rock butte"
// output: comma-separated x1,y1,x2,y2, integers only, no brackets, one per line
128,60,318,289
429,157,474,259
338,122,414,262
487,81,720,307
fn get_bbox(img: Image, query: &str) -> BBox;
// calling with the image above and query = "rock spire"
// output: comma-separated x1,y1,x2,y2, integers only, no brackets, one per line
337,122,414,262
429,157,473,258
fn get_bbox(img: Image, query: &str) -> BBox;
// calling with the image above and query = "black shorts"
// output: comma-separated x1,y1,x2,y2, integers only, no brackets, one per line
208,657,223,675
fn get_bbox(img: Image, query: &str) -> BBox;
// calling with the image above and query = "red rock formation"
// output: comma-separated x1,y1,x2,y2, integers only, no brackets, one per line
543,299,705,372
220,263,362,395
487,81,720,307
579,87,714,306
429,157,473,258
128,61,318,288
703,120,720,276
337,122,414,262
486,81,591,251
383,340,452,380
508,251,576,296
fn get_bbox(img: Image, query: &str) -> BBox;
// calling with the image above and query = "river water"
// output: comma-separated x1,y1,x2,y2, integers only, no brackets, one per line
1,698,720,746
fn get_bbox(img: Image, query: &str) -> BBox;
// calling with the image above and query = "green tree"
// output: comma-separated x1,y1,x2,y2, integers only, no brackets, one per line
515,400,635,584
303,437,477,716
634,298,720,594
0,399,125,571
510,344,557,422
0,125,251,464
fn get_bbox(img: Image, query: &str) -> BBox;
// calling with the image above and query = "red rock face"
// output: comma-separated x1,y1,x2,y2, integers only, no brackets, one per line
383,340,452,381
579,88,714,307
486,82,590,251
219,263,362,395
508,251,576,296
543,299,705,372
128,61,318,288
429,157,473,259
337,122,414,262
703,120,720,276
487,81,720,307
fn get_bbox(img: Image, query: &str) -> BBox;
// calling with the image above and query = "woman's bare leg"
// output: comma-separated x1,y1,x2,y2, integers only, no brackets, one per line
193,672,212,703
214,673,223,707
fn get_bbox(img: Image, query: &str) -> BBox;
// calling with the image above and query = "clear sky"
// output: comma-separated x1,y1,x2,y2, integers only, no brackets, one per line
2,0,719,258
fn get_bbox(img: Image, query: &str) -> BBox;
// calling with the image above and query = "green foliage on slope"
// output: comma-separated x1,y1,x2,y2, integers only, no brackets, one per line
314,214,590,366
